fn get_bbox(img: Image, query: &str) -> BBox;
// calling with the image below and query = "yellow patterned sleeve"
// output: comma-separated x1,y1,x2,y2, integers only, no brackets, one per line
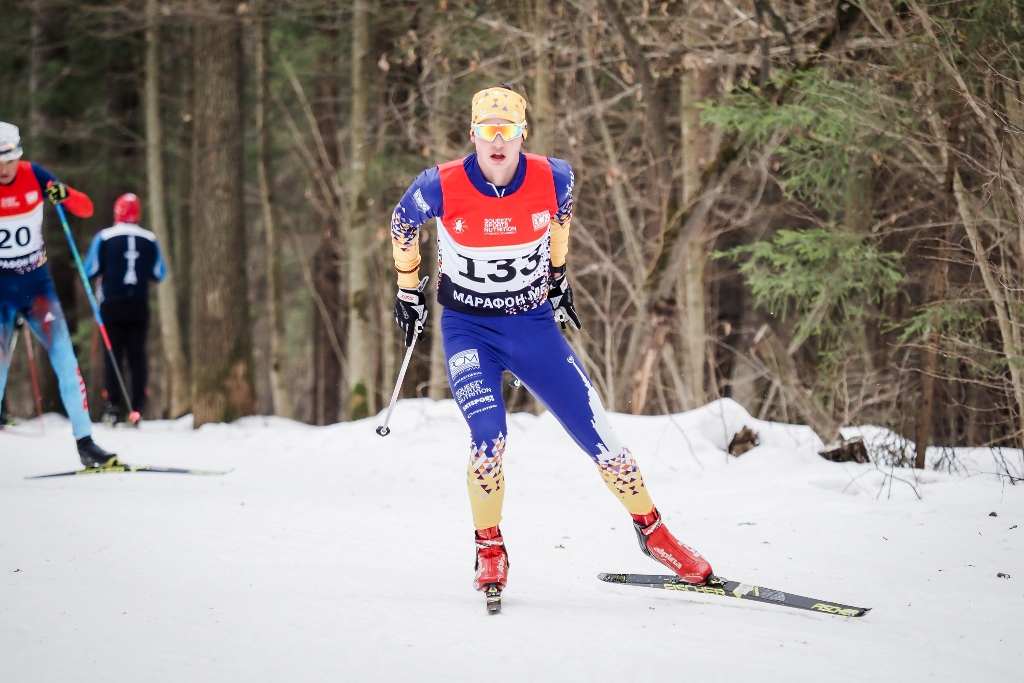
391,203,422,288
393,240,421,288
549,215,570,268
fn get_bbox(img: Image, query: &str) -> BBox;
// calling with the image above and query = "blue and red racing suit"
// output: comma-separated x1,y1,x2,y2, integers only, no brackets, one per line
0,161,93,437
391,153,655,530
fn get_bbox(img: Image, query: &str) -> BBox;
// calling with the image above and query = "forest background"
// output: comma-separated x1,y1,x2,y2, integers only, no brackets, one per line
1,0,1022,467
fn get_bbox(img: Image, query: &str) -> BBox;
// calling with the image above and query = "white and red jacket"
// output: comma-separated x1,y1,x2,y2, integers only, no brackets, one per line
0,161,93,274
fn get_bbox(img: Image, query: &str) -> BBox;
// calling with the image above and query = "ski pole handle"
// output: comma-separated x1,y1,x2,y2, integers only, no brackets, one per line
376,321,422,437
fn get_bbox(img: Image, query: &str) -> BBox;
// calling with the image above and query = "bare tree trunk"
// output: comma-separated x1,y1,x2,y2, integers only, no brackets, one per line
28,0,76,415
347,0,374,419
27,0,59,414
421,28,450,400
313,243,342,423
28,0,46,151
674,16,719,414
728,295,762,412
916,103,960,467
530,0,552,156
175,21,195,364
146,0,191,419
310,18,344,424
191,1,256,426
254,0,291,418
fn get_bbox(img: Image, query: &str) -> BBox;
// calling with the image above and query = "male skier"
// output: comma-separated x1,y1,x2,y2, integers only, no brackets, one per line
389,86,713,606
85,193,167,424
0,121,116,466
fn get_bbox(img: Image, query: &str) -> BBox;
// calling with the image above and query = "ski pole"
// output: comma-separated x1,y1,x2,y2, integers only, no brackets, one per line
55,203,140,424
376,321,423,437
7,319,19,363
22,319,45,432
88,322,100,410
2,322,19,426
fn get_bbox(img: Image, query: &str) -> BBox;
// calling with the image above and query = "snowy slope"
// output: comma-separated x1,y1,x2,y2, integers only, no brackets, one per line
2,398,1021,682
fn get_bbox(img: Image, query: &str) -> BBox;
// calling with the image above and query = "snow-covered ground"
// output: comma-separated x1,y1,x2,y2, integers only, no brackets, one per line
2,398,1021,682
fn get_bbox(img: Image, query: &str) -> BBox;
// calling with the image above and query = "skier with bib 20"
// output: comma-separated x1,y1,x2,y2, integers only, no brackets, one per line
0,121,116,466
389,86,713,607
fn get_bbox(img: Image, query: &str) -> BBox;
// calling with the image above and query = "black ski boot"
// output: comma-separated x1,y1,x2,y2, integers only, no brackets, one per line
77,436,118,468
0,409,15,427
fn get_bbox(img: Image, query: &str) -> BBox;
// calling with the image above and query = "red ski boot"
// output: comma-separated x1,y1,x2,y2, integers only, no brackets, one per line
473,526,509,592
632,508,712,584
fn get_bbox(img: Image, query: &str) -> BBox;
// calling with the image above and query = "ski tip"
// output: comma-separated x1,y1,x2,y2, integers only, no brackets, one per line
597,572,628,583
181,467,235,476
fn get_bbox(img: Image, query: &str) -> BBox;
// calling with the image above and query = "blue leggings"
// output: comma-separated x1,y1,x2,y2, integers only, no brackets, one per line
0,266,91,438
443,305,653,528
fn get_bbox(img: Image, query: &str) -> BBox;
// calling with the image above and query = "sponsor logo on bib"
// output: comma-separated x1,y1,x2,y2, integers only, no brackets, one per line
24,191,38,204
452,218,467,234
1,197,18,209
531,210,550,231
483,218,516,235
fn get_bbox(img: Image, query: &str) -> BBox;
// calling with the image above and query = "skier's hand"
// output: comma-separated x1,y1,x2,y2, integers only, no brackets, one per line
394,276,429,347
45,181,69,205
548,264,581,331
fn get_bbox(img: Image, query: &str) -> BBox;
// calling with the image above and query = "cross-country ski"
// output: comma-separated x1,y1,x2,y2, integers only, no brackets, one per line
597,573,871,617
25,462,231,479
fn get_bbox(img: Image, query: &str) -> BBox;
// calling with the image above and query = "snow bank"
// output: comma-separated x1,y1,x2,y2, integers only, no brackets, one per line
840,424,1024,483
2,400,1022,682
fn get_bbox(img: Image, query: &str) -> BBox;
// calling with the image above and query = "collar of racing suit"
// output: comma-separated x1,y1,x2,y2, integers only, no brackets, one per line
462,152,528,198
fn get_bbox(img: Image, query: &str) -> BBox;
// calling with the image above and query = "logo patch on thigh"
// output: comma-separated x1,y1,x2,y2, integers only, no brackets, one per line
448,349,480,378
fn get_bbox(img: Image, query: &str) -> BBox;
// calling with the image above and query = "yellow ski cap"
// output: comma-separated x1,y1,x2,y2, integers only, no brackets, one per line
472,87,526,125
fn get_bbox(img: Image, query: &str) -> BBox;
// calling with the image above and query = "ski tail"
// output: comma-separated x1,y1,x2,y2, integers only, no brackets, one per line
26,464,232,479
598,573,870,618
485,585,502,614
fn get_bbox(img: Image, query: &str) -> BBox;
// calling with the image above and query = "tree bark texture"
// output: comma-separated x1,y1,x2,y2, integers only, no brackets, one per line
146,0,191,419
28,0,61,415
916,103,960,468
673,59,716,412
254,0,292,418
313,241,342,424
347,0,374,420
310,18,345,424
190,3,256,427
421,25,450,401
530,0,552,157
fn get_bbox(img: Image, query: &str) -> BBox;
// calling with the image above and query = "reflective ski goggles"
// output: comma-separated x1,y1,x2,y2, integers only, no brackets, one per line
472,123,528,142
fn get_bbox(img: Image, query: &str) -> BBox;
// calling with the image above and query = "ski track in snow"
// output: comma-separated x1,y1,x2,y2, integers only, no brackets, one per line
1,398,1021,682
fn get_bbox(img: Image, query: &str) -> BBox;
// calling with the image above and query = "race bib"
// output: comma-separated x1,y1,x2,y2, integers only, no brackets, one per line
0,203,45,270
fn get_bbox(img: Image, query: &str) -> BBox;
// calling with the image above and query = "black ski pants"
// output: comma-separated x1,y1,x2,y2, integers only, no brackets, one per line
100,300,149,414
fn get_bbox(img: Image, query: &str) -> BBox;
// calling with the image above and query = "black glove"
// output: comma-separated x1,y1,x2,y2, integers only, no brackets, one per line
548,264,581,330
45,181,69,205
394,276,429,347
